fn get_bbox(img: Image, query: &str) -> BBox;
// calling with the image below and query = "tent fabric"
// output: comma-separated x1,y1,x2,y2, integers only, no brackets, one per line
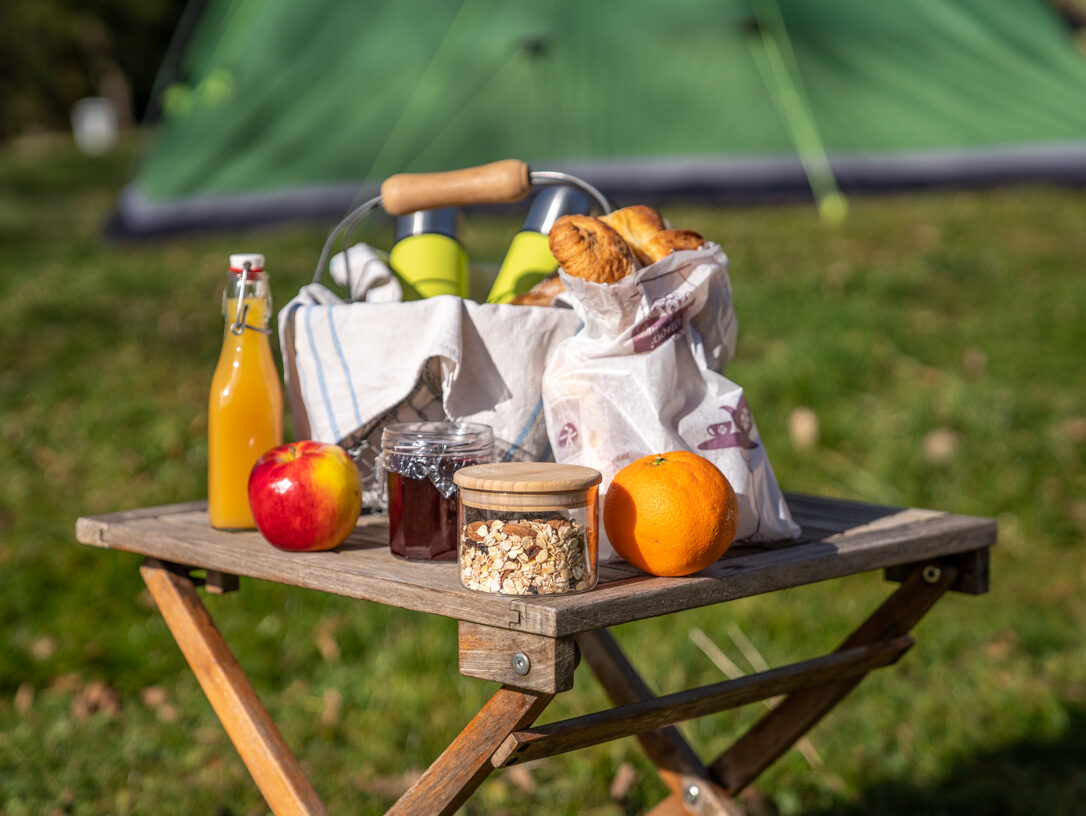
114,0,1086,235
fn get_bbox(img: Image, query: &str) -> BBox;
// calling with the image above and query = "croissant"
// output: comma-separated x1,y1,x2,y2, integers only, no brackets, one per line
643,228,706,263
511,272,565,306
599,205,667,266
548,215,636,284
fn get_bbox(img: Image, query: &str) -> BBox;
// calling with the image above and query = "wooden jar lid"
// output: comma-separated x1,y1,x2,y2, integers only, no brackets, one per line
454,462,602,493
455,463,602,512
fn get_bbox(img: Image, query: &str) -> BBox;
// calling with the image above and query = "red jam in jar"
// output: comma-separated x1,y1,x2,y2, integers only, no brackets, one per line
381,422,493,561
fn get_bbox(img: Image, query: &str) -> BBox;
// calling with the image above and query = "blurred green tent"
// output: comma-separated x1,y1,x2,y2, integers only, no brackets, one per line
112,0,1086,235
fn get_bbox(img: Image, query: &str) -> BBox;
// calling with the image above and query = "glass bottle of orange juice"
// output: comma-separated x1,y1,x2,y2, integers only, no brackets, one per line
208,253,283,530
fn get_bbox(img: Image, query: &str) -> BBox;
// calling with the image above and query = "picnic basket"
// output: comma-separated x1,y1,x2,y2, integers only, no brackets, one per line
280,159,798,545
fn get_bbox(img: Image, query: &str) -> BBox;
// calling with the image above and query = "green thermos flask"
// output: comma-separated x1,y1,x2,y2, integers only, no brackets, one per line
486,186,592,304
389,208,468,300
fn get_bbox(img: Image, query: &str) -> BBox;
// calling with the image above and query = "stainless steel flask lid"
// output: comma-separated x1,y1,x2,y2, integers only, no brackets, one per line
394,207,459,243
522,186,592,235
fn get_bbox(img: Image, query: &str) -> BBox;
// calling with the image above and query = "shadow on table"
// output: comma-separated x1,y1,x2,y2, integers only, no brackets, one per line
803,703,1086,816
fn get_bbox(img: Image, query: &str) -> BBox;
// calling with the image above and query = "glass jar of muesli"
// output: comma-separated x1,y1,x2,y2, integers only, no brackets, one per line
453,463,601,595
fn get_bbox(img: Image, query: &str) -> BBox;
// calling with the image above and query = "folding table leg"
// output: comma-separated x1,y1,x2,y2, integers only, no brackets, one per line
140,558,329,816
576,629,744,816
650,560,959,813
387,685,553,816
714,561,958,794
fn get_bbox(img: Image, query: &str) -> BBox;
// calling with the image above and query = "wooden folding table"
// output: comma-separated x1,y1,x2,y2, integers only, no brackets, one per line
75,493,995,815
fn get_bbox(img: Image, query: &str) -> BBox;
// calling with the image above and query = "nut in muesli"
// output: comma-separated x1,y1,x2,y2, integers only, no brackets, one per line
459,516,592,595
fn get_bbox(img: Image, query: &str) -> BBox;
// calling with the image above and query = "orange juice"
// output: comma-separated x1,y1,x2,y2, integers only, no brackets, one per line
208,255,283,530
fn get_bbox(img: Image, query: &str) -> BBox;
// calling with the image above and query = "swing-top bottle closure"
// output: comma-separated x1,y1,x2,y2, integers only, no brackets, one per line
226,253,271,335
229,253,265,277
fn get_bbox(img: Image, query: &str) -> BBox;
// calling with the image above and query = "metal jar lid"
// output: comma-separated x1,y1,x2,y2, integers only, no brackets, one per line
381,421,492,458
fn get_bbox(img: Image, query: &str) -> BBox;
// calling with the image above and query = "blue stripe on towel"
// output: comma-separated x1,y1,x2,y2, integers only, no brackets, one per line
327,305,363,429
502,320,581,462
304,304,341,440
504,397,544,462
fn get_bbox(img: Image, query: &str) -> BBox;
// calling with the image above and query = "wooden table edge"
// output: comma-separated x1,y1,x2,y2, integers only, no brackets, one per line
74,498,997,640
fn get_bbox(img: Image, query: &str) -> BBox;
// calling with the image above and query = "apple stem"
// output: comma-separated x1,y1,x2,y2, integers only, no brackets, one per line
289,443,297,458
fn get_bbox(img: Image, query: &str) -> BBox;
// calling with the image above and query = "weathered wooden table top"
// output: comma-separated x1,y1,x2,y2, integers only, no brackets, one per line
76,494,996,639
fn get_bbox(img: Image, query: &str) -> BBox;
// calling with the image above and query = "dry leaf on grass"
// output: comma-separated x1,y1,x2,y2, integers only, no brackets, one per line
140,685,168,707
609,761,639,801
507,764,536,795
30,635,56,661
72,681,121,720
788,406,819,450
320,688,343,727
14,683,34,714
314,619,341,662
923,427,959,464
1063,417,1086,443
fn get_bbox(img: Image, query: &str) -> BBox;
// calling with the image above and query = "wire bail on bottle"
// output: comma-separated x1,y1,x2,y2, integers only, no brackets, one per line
230,261,271,335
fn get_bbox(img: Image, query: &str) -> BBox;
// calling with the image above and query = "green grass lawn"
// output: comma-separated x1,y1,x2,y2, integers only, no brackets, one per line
1,136,1085,815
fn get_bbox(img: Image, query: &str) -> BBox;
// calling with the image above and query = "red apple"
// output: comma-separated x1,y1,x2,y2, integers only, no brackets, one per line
248,441,363,551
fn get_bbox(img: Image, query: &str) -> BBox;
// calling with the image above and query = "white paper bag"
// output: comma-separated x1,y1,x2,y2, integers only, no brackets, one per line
541,243,800,558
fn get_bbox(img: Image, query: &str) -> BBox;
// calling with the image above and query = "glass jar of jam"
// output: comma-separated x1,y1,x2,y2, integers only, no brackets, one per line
454,463,601,595
381,422,493,560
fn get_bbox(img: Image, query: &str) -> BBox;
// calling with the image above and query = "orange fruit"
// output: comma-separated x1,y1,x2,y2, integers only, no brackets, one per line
604,451,739,577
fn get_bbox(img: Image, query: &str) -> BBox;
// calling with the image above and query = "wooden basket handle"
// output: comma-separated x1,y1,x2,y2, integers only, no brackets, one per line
380,159,532,216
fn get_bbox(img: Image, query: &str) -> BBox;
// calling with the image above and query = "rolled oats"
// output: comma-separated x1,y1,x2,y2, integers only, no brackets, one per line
459,516,592,595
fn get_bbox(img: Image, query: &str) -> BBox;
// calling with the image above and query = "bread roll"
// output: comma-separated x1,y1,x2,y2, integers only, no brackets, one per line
643,228,705,263
548,215,636,284
511,272,565,306
599,205,667,266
